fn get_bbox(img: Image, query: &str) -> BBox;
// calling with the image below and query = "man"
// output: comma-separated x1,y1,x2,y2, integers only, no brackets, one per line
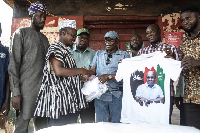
8,1,49,132
135,71,164,106
137,24,179,124
0,22,10,116
34,20,88,127
129,34,143,57
180,7,200,129
88,31,130,123
70,28,96,123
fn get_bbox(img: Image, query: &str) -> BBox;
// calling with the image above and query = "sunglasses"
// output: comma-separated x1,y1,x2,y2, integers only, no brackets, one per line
106,53,112,65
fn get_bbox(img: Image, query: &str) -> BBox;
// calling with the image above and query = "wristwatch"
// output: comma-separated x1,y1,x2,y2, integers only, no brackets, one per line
108,75,112,80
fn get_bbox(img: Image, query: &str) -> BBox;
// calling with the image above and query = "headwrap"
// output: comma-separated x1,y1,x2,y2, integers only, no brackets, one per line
28,1,47,15
104,31,119,39
59,20,76,29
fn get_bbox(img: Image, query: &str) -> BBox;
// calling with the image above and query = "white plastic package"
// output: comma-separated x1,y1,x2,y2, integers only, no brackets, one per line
81,75,108,102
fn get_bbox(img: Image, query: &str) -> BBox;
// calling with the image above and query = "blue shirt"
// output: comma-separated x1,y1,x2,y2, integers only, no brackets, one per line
70,45,96,70
0,42,9,107
90,49,130,102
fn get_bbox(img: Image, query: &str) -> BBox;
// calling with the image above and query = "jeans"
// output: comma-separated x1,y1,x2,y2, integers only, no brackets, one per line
48,112,79,127
95,95,122,123
184,103,200,129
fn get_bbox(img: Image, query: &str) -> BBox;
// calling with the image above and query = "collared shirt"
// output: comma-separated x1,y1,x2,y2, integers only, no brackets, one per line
70,45,96,70
137,41,179,96
135,83,164,100
90,49,130,102
180,32,200,104
0,42,9,108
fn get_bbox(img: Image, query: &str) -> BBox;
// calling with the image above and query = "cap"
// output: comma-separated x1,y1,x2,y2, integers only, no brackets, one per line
77,28,89,36
59,19,76,29
104,31,119,39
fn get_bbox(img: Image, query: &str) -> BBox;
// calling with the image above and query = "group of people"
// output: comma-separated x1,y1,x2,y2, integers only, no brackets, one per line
0,1,199,133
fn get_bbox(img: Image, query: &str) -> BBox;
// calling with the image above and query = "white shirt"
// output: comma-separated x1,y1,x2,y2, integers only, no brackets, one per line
116,51,182,124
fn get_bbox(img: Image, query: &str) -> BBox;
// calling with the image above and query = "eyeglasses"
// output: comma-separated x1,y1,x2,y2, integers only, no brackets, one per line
106,53,112,65
105,39,115,44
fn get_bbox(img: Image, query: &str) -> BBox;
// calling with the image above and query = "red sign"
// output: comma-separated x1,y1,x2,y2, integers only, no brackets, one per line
165,32,184,48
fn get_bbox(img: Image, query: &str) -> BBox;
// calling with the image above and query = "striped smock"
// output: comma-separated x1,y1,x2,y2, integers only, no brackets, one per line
34,41,87,119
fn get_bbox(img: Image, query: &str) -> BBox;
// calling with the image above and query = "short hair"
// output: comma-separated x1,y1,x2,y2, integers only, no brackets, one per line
131,34,142,40
147,24,161,33
146,71,156,78
181,7,200,14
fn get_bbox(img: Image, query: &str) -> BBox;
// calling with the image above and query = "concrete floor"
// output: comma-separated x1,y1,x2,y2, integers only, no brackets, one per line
171,105,180,125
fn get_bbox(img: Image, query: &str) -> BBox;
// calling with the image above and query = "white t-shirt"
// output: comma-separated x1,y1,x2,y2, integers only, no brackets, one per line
115,51,182,124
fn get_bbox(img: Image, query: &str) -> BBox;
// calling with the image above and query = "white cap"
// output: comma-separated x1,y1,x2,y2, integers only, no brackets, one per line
59,19,76,29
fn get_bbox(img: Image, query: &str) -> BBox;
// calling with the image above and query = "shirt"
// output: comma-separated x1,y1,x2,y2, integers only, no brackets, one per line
8,27,49,119
138,41,179,96
136,83,164,100
0,42,9,108
90,49,130,102
180,32,200,104
116,51,182,124
34,42,87,119
70,45,96,70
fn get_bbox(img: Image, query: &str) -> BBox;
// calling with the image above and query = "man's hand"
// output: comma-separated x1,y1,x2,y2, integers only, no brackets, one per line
12,95,22,110
1,101,10,116
80,67,89,80
98,74,109,84
181,56,200,68
118,59,122,64
163,48,175,59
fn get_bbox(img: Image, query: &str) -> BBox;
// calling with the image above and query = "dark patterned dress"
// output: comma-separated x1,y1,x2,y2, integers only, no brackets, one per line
34,42,87,119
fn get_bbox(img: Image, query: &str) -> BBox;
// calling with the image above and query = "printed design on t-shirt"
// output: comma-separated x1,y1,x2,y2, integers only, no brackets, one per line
130,64,165,107
130,70,144,100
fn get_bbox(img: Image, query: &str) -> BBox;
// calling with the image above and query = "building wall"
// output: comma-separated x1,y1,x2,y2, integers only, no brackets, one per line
11,15,158,51
11,0,200,18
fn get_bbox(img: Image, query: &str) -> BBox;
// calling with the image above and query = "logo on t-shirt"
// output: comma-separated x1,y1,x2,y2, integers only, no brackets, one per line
130,64,165,107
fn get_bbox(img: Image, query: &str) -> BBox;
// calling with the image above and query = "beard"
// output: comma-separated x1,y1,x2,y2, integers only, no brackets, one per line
131,43,143,51
183,21,198,33
77,43,87,50
33,21,45,30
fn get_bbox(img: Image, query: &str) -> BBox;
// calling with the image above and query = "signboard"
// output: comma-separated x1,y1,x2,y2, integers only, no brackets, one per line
165,32,184,48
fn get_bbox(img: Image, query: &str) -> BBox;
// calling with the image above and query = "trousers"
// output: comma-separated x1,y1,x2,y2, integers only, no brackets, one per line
14,112,47,133
48,112,79,127
184,103,200,129
95,95,122,123
80,100,95,123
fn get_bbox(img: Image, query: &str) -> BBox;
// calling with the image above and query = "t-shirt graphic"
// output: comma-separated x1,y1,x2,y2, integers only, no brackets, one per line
131,66,165,107
130,70,143,99
116,51,182,124
157,64,165,96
